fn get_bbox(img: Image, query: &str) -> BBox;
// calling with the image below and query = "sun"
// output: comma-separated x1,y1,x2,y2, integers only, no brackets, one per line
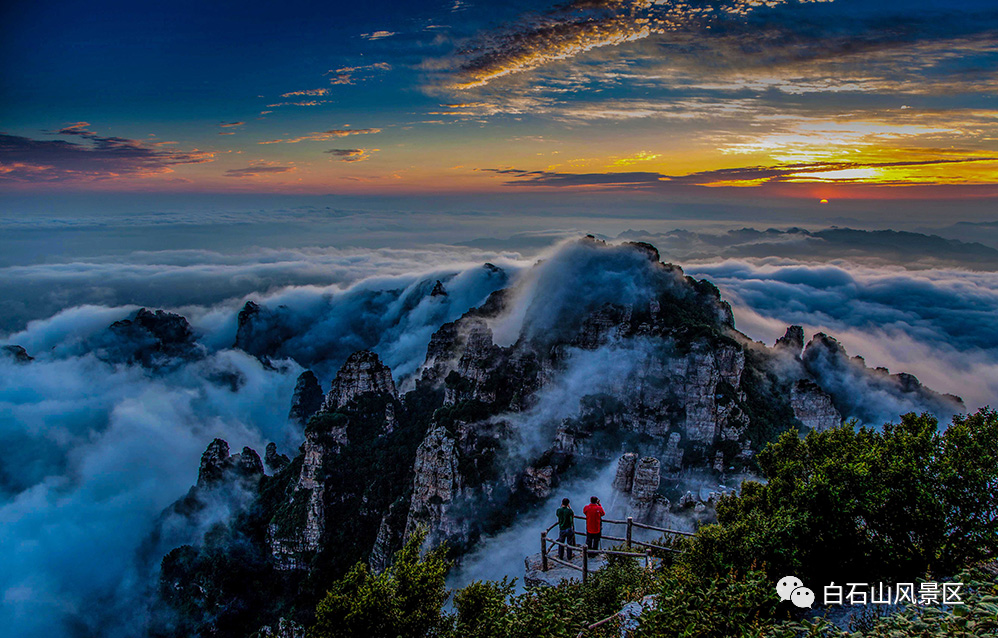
819,199,829,204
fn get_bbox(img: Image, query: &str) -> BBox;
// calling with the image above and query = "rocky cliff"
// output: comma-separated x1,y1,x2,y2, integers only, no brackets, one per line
154,238,965,636
790,379,841,432
321,350,398,415
90,307,205,367
1,344,33,363
801,332,963,424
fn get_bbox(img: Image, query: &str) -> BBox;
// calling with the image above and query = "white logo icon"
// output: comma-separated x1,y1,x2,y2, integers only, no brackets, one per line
777,575,815,608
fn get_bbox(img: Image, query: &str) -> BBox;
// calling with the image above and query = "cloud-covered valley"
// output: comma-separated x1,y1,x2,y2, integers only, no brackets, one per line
1,222,996,637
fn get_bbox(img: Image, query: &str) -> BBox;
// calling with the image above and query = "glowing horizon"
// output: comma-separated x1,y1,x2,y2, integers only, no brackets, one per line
1,0,996,204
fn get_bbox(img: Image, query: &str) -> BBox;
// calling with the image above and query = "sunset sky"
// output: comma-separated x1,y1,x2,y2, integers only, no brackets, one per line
2,0,997,207
3,6,998,634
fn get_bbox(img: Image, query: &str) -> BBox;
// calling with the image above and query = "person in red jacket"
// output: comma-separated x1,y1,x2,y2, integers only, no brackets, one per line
582,496,605,551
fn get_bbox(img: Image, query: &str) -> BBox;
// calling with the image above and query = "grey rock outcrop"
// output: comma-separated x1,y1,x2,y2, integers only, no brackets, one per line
97,308,203,367
790,379,841,431
681,344,746,443
713,450,725,473
405,427,466,543
268,428,327,569
197,438,233,488
264,442,290,473
612,454,670,525
522,465,555,499
662,432,683,471
253,617,305,638
233,301,266,353
631,457,661,504
1,344,33,363
630,457,662,517
267,352,402,570
803,333,964,423
370,516,395,574
775,325,805,354
197,439,264,489
236,446,265,478
439,320,508,405
612,453,639,492
232,301,298,362
322,350,398,412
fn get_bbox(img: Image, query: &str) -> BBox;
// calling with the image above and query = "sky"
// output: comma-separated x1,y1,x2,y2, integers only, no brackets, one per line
2,0,997,212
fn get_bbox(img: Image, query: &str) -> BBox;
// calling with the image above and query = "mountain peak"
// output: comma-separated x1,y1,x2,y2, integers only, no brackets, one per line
321,350,398,412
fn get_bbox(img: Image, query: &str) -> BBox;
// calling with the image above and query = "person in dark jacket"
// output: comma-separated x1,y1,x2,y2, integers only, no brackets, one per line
555,498,575,560
583,496,605,551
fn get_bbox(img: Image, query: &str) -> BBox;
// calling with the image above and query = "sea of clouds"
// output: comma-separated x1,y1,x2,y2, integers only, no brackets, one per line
1,220,996,636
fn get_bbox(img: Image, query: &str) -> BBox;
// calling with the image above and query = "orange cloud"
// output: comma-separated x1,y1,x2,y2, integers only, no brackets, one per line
325,148,380,162
258,128,382,144
280,88,330,98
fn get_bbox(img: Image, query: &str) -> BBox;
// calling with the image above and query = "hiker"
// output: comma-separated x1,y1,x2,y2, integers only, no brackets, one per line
583,495,605,551
556,498,575,560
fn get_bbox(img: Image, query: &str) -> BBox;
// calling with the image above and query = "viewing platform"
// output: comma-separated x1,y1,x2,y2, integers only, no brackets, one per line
524,514,692,587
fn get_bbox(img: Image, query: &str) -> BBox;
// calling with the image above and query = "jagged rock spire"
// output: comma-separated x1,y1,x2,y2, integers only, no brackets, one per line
321,350,397,412
100,307,201,366
197,438,264,488
197,439,232,488
775,325,805,353
265,442,290,473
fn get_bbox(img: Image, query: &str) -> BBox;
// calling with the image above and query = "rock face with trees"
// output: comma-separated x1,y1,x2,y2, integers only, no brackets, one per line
151,238,967,635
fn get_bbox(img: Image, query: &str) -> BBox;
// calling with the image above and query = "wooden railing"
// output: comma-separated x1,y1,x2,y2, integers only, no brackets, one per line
539,515,692,583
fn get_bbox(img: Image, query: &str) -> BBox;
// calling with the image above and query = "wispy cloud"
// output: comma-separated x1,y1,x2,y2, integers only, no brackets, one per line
361,30,396,41
326,62,391,85
447,0,836,90
57,122,97,136
217,122,244,136
224,163,296,178
325,148,379,162
0,125,213,183
279,88,330,98
258,128,381,144
611,151,661,167
264,100,332,108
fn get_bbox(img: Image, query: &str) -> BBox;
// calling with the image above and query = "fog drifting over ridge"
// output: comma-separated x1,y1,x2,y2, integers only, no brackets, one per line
1,220,996,636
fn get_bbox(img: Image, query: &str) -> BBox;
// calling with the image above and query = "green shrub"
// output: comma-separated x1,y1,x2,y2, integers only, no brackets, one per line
635,568,778,638
449,578,516,638
443,552,656,638
675,409,998,588
310,527,450,638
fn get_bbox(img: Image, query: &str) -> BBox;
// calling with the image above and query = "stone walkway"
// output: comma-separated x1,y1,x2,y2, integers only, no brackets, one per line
523,550,610,587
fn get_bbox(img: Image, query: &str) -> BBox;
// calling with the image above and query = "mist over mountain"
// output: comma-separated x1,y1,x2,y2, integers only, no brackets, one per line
3,235,983,637
3,207,998,335
919,220,998,250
